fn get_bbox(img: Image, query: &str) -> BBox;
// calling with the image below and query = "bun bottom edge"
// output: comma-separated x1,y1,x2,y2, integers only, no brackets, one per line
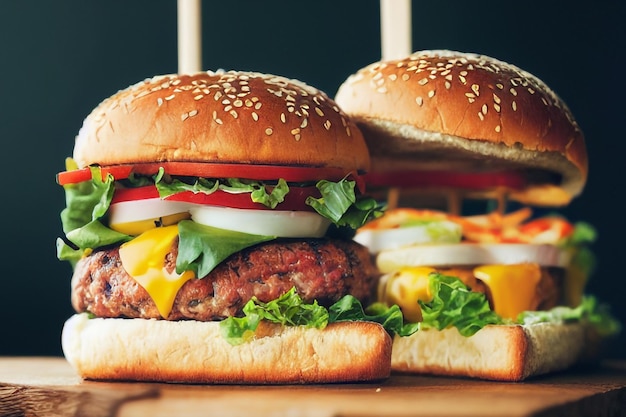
61,313,392,384
391,322,593,381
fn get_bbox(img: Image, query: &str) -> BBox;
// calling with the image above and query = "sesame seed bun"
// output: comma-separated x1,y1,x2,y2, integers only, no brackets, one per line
335,50,587,206
74,70,370,174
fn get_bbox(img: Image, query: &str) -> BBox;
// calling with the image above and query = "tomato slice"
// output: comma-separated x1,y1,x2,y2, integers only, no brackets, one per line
57,162,356,185
111,185,319,211
364,170,526,190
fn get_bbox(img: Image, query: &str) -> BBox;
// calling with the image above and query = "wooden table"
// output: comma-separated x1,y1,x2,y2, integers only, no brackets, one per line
1,357,625,417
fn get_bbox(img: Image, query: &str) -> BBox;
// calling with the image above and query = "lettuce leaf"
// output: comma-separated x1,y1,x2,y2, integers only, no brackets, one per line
417,273,506,336
332,297,420,337
306,179,384,229
220,288,329,345
219,288,416,345
518,295,622,337
176,220,275,278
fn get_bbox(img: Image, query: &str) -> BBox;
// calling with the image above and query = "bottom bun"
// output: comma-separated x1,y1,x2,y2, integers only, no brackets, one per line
61,313,392,384
391,323,587,381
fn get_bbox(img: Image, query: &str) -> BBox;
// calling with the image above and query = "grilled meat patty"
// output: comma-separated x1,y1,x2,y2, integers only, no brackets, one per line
71,238,378,321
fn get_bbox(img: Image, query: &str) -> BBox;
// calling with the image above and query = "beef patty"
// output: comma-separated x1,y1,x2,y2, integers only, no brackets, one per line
71,238,378,321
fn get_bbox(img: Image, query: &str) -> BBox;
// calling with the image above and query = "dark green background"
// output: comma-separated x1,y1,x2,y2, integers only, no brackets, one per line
1,1,624,359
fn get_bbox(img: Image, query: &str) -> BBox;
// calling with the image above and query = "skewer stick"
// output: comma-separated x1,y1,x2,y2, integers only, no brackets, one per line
446,189,462,216
177,0,202,74
380,0,412,207
380,0,412,61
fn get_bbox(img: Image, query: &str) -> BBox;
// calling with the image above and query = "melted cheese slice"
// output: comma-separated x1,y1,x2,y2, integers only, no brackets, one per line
474,263,541,320
384,267,436,323
119,225,194,318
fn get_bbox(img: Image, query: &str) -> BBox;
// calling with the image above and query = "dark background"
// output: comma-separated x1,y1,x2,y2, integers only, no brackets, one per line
1,1,624,359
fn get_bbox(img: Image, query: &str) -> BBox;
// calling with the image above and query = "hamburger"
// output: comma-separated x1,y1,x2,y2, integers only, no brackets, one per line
334,50,620,381
56,70,402,384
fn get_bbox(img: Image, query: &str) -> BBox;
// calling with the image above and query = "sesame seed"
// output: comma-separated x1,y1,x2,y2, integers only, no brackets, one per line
255,102,262,110
418,78,429,85
512,101,518,111
493,93,501,104
402,74,410,81
245,99,253,107
496,83,504,90
471,84,480,96
280,113,286,123
315,107,324,117
265,128,273,135
251,112,259,121
459,75,467,84
495,125,501,133
416,97,423,106
194,95,203,100
377,87,388,93
224,105,232,112
233,99,243,107
494,103,501,113
324,120,332,130
300,118,308,128
510,88,517,96
165,94,175,101
481,104,488,115
189,110,198,117
230,110,238,119
478,112,484,121
428,90,435,98
181,112,189,121
445,81,451,89
346,126,352,137
291,128,300,135
528,87,535,94
388,74,397,81
157,97,164,106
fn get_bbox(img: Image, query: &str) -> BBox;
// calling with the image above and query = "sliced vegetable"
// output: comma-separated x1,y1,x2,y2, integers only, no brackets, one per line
219,287,418,345
57,161,356,185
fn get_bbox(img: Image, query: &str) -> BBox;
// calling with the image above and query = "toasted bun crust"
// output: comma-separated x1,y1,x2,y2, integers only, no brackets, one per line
61,314,392,384
335,50,587,206
391,323,586,381
74,71,370,174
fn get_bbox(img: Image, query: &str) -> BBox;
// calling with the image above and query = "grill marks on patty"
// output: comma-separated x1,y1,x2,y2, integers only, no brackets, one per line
71,238,378,321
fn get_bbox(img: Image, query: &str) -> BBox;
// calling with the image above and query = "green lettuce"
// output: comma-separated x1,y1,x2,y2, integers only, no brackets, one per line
518,295,621,337
220,287,417,345
176,220,275,278
396,272,620,339
417,273,506,336
57,165,381,278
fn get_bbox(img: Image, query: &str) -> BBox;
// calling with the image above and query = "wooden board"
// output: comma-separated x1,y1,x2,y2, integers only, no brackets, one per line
1,357,625,417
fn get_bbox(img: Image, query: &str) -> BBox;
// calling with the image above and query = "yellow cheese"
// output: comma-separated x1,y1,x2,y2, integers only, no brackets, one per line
384,267,436,323
119,225,195,318
110,212,191,236
473,263,541,320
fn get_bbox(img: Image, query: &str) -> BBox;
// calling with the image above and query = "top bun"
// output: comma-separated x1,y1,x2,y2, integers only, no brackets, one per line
74,70,370,174
335,50,587,206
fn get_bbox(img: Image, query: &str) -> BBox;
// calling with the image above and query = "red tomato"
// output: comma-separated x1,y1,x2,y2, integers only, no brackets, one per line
518,217,574,240
56,162,356,185
364,170,526,190
111,185,319,212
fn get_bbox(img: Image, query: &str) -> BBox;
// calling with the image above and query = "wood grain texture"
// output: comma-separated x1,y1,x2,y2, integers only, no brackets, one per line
1,357,625,417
